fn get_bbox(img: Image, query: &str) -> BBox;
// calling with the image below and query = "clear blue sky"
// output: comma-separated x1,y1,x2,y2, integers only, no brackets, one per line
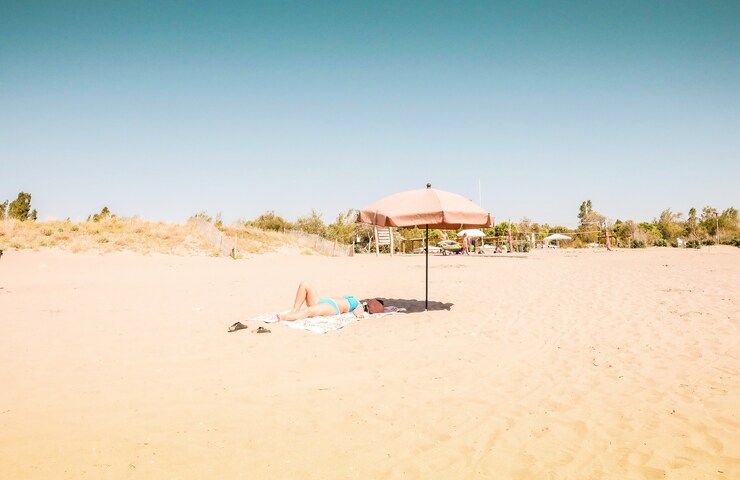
2,1,738,227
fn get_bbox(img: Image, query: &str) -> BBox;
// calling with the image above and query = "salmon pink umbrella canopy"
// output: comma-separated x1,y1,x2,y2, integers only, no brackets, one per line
357,184,493,310
357,186,492,229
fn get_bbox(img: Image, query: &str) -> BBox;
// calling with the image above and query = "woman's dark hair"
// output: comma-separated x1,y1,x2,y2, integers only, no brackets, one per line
361,298,385,314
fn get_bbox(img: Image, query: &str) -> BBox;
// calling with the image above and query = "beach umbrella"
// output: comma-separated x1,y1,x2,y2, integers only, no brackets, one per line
543,233,572,248
358,184,493,310
543,233,572,241
457,228,486,237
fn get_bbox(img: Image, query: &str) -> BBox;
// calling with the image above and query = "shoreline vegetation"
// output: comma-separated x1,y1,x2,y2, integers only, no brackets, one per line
1,193,739,256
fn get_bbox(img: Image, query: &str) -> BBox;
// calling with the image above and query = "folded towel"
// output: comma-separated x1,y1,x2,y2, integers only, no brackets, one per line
252,306,405,334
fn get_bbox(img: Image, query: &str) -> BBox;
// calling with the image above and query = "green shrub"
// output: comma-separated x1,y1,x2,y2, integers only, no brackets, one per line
701,239,715,246
89,206,112,222
685,239,701,249
653,239,668,247
637,222,663,243
8,192,33,221
729,237,740,247
325,209,360,244
247,211,292,232
191,211,213,222
294,209,325,236
631,240,646,248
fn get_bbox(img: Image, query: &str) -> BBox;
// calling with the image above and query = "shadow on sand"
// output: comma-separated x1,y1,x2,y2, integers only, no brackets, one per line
379,297,453,313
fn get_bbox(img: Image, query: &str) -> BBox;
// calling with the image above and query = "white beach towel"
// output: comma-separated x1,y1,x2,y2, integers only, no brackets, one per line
252,306,406,334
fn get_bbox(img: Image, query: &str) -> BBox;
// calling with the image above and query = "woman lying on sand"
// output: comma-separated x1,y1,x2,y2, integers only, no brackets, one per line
276,281,384,321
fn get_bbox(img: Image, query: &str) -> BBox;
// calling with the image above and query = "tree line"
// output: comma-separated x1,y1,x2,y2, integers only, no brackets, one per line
4,190,738,249
237,200,740,250
571,200,739,248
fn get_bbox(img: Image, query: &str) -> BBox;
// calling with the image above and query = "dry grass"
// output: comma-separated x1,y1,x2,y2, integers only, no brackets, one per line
218,224,309,255
0,218,216,256
0,219,323,257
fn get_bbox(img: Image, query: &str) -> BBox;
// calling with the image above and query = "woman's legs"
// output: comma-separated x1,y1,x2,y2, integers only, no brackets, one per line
276,281,334,320
278,302,336,321
289,281,321,312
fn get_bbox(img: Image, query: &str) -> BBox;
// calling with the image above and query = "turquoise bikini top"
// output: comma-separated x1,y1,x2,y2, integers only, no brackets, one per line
343,295,359,311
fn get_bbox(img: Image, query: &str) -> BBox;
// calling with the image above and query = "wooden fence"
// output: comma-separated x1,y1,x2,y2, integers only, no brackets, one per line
283,230,353,257
191,218,236,257
191,218,353,257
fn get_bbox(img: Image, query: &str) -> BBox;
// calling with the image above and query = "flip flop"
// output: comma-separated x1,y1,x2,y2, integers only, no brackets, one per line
252,326,271,334
228,321,248,333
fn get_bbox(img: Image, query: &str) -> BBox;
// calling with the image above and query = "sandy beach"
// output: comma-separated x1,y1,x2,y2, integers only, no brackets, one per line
1,246,738,479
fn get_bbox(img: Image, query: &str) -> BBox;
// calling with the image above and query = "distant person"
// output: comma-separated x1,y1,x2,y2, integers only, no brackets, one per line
276,281,384,321
440,231,448,241
461,233,470,255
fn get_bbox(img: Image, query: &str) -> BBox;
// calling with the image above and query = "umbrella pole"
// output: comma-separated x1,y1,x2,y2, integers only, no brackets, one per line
425,224,429,311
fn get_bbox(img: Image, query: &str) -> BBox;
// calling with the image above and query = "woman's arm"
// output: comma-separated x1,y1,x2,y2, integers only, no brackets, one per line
351,304,366,318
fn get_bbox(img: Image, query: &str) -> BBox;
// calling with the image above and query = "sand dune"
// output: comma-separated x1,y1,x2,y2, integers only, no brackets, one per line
1,247,738,478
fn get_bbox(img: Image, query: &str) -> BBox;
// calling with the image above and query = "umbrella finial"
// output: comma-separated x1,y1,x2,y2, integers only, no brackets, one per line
426,183,432,189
